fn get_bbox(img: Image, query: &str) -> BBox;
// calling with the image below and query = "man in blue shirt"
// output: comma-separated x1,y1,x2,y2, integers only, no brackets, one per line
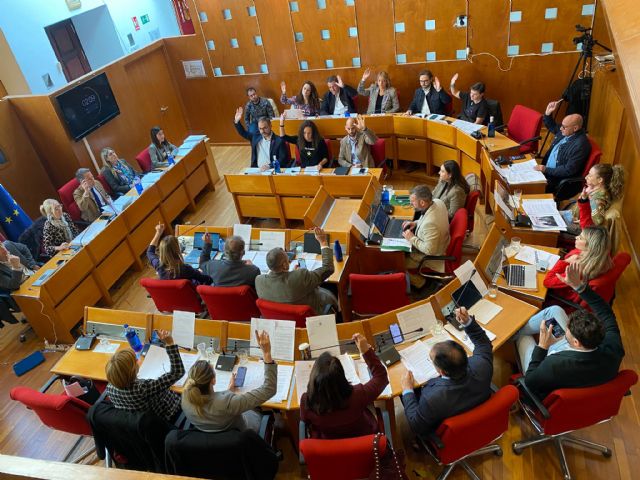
534,100,591,194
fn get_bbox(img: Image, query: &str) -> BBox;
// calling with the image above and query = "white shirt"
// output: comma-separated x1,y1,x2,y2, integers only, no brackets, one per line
333,94,347,115
257,135,271,168
421,88,431,116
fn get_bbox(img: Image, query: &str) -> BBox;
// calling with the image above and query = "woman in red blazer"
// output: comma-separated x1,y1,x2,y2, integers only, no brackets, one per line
300,333,389,439
544,225,613,305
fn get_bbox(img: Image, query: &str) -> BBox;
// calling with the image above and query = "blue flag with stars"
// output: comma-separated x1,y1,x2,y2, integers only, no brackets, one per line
0,184,32,241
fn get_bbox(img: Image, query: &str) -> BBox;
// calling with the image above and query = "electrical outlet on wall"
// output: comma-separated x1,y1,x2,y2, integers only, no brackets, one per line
454,15,467,28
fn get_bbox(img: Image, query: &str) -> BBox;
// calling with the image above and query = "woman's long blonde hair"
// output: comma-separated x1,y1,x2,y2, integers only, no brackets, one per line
106,349,138,389
578,226,613,280
183,360,215,416
158,235,184,279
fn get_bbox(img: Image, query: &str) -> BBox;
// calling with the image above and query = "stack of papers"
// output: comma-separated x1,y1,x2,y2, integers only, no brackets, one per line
515,246,560,270
522,199,567,231
234,361,294,403
498,160,546,184
398,340,439,384
141,171,164,186
452,119,484,135
380,238,411,252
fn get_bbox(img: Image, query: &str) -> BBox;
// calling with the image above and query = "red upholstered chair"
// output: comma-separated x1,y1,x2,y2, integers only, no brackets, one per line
96,174,113,197
506,104,543,154
57,178,82,222
300,434,387,480
256,298,314,328
417,208,468,285
370,138,388,178
135,146,153,173
349,272,409,318
419,385,519,479
555,136,602,201
10,385,95,463
512,370,638,480
196,285,260,321
140,278,204,314
464,190,480,234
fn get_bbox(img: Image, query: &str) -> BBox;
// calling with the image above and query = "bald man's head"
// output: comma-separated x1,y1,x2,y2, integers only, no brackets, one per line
560,114,583,136
345,118,358,137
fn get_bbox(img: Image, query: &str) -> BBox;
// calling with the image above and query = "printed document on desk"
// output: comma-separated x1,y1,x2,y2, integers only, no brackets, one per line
306,314,340,356
452,119,484,135
504,160,546,184
468,299,502,325
396,303,437,340
381,237,411,252
356,360,392,396
172,310,195,349
233,224,252,246
522,199,567,231
250,318,295,361
268,364,294,403
445,324,496,352
399,340,439,384
515,246,560,269
236,361,293,403
295,360,315,403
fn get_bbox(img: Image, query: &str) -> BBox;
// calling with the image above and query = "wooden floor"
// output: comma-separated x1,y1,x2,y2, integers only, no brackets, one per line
0,146,638,479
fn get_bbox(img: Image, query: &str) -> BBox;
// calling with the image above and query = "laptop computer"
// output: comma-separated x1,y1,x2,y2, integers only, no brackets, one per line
485,241,536,289
371,205,405,239
184,232,219,267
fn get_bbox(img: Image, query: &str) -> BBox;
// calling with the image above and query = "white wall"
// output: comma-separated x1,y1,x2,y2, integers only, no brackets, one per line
0,0,180,94
72,6,124,70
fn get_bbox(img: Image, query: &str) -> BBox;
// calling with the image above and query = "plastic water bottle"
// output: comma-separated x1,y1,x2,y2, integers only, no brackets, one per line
381,185,390,205
334,240,343,262
133,176,143,194
167,154,175,165
344,111,350,118
487,116,496,138
273,155,281,173
218,237,225,253
123,324,143,354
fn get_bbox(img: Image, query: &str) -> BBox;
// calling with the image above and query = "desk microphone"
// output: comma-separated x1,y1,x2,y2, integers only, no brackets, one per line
180,220,207,237
309,339,356,353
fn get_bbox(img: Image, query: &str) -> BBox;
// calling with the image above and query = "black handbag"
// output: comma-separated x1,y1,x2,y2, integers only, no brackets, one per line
368,433,408,480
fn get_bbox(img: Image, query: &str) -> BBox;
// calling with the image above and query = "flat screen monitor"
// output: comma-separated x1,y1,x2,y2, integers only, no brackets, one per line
55,72,120,141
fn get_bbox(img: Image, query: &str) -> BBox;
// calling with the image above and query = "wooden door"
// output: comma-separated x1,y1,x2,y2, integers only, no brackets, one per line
45,19,91,82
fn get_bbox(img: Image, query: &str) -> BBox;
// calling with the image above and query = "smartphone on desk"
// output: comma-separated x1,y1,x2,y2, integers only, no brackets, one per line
545,318,565,338
234,366,247,387
389,323,404,345
298,258,307,269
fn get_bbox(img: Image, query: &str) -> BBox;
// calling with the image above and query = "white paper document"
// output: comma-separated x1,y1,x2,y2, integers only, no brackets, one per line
515,246,560,270
70,221,108,247
306,314,340,356
250,318,296,361
113,195,134,212
137,345,199,387
243,168,261,175
172,310,196,349
349,168,368,175
259,231,286,252
356,360,392,396
445,324,496,352
396,303,437,341
380,237,411,252
251,251,269,273
494,185,515,222
399,340,439,384
92,342,119,354
504,160,546,184
452,119,484,135
268,364,294,403
233,224,252,246
454,260,488,296
338,354,361,385
284,167,301,175
294,360,315,403
468,299,503,325
349,211,371,238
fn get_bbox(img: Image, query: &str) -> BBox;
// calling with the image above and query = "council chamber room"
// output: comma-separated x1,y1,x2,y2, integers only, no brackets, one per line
0,0,638,479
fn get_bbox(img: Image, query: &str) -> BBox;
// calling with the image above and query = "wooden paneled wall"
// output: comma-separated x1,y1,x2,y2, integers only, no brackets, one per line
164,0,609,143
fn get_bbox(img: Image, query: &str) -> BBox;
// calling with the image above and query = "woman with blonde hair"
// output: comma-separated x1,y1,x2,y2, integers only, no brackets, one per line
99,147,138,197
543,225,614,305
147,222,212,285
181,330,276,432
40,198,79,256
357,69,400,114
105,329,184,422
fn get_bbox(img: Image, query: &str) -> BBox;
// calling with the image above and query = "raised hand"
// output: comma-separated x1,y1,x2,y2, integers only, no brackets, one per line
559,262,583,289
234,106,243,123
361,67,371,82
434,76,442,91
155,222,165,235
156,329,174,346
81,179,91,193
450,73,459,85
313,227,328,247
8,255,22,269
354,114,366,131
280,112,287,123
545,99,562,116
352,333,371,354
455,306,471,326
280,81,287,94
336,75,345,88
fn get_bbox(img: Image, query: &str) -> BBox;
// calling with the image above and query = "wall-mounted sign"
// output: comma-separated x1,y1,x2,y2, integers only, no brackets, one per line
65,0,81,11
132,16,140,31
182,60,207,78
141,14,150,25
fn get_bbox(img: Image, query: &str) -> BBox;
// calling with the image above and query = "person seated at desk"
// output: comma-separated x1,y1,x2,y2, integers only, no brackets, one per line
245,87,275,134
199,234,260,288
149,126,178,168
561,164,625,233
73,168,114,223
357,69,400,114
40,199,79,256
279,114,329,169
401,307,493,436
106,329,185,423
402,185,450,289
517,263,624,401
280,80,320,117
449,73,488,125
182,330,276,433
300,333,388,439
100,147,138,197
0,242,33,292
320,75,358,116
533,100,591,194
255,227,337,315
337,115,378,169
405,69,451,116
234,107,288,171
147,222,212,286
543,226,613,307
433,160,470,219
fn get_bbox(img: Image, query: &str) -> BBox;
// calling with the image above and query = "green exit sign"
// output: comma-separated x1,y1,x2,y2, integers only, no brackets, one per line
141,14,150,24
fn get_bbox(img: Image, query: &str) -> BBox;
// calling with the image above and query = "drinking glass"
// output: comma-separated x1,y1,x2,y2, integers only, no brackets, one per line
488,282,498,299
510,236,522,253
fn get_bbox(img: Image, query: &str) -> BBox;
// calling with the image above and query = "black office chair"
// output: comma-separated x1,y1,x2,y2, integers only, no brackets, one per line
485,99,504,131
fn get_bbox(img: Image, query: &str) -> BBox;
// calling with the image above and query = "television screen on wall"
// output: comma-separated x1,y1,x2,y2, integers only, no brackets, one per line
55,72,120,141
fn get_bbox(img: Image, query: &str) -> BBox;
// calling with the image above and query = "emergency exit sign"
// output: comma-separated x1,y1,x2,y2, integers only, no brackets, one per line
141,14,150,24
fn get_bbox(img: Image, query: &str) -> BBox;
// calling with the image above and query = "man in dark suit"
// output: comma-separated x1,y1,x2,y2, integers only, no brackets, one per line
199,234,260,288
320,75,358,116
534,100,591,194
405,69,452,116
255,227,337,315
521,263,624,401
233,107,288,170
400,307,493,435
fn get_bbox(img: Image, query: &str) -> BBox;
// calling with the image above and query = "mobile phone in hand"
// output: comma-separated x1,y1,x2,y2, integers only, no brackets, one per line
389,323,404,344
545,318,565,338
234,366,247,387
298,258,307,269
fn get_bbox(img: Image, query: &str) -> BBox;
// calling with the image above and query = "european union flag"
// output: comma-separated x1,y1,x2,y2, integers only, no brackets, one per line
0,184,32,241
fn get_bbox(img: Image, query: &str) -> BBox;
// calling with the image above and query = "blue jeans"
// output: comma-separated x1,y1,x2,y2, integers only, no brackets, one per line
515,306,571,371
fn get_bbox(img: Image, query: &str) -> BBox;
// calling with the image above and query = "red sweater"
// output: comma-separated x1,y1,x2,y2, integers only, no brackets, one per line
300,348,389,439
